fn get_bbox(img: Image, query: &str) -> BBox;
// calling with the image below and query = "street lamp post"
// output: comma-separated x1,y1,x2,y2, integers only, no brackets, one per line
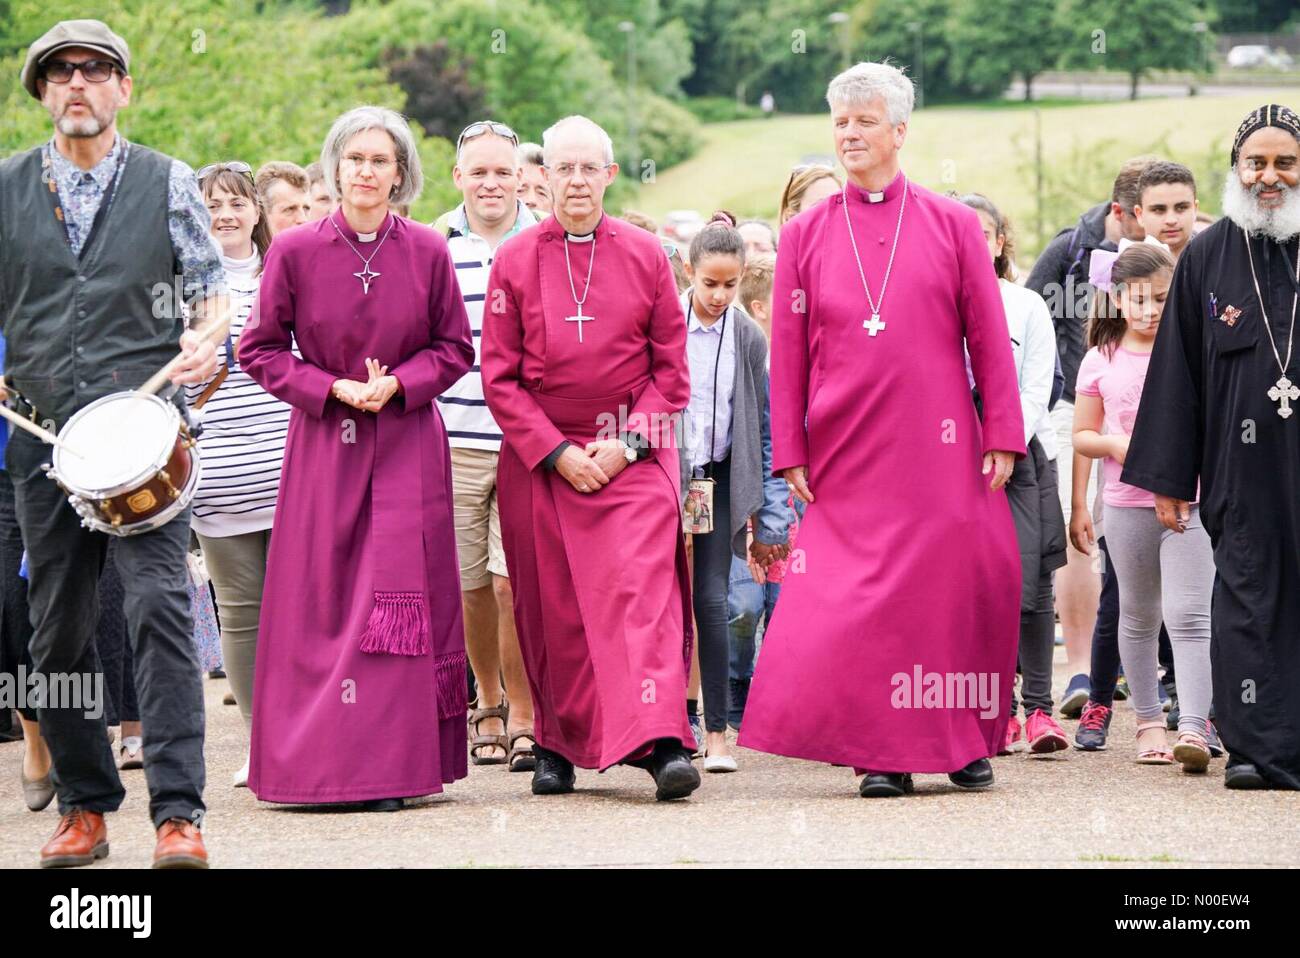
907,21,924,110
1192,21,1208,96
828,11,850,71
619,20,638,179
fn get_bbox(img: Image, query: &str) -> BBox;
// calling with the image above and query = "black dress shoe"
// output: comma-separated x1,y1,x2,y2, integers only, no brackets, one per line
1224,762,1268,790
531,745,576,795
648,742,700,801
948,758,994,789
361,798,404,812
859,772,913,798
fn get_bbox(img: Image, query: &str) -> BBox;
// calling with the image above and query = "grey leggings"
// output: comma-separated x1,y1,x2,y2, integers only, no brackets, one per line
1103,504,1214,736
196,529,271,729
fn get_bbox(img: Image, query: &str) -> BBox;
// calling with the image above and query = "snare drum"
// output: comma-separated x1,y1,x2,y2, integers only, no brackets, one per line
47,392,201,536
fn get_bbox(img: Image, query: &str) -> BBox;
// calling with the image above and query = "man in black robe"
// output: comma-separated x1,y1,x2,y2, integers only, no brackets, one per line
1123,104,1300,790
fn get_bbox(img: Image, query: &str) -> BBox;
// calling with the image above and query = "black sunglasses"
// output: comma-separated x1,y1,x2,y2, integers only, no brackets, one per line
457,121,519,153
197,161,254,183
40,58,122,84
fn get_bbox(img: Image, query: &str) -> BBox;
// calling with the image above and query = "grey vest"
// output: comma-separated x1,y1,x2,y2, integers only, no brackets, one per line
0,142,181,428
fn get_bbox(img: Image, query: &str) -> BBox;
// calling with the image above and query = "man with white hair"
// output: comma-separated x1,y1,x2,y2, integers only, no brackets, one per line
737,62,1026,798
1123,104,1300,791
482,115,699,800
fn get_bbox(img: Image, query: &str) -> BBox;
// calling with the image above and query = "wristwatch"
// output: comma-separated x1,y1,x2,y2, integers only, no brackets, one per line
618,431,650,462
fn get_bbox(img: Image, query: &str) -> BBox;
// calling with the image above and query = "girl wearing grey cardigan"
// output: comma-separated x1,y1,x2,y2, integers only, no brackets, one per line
679,213,793,771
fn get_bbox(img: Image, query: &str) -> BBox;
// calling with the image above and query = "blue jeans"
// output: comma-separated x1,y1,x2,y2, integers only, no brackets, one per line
727,555,781,681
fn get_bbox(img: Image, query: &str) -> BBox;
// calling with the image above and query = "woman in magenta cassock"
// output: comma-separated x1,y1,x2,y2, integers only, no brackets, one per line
240,107,474,810
738,63,1027,798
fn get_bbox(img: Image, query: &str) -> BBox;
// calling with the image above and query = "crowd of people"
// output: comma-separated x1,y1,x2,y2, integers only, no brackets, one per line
2,18,1298,870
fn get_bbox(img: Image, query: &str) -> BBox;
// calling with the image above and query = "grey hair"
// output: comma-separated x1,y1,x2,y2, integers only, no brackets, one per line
517,141,545,167
826,61,915,127
541,115,615,167
320,105,423,207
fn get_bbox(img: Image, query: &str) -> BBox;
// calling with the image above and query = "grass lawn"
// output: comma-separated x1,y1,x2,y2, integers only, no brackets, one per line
633,90,1300,258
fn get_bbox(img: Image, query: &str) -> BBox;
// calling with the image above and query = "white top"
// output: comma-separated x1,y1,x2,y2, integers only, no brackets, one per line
999,278,1059,460
436,201,536,450
682,290,737,472
184,251,291,537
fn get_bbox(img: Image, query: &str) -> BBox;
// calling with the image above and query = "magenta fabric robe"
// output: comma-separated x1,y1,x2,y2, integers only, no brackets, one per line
737,173,1027,774
482,214,695,770
239,209,475,802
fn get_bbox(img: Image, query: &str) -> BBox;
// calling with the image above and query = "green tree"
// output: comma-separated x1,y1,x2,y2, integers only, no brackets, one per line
1060,0,1213,100
539,0,695,99
0,0,461,218
861,0,970,105
950,0,1068,101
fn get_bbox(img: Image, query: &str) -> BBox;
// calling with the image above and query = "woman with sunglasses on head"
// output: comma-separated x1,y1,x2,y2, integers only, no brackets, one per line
239,106,475,812
185,162,286,788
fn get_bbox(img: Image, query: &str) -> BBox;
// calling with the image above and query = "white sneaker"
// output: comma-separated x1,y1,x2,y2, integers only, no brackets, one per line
232,755,249,788
703,752,738,773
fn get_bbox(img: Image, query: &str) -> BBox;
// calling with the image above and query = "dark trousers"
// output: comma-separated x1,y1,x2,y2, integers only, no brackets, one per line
6,430,205,827
1089,535,1175,708
690,456,732,734
1013,566,1057,716
95,544,139,727
0,467,37,722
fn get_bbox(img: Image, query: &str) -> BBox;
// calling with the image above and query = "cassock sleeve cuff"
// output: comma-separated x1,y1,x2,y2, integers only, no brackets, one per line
542,441,572,471
1119,466,1196,502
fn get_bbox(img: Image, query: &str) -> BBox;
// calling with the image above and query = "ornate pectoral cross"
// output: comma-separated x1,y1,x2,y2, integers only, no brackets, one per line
354,264,380,295
863,312,886,336
1268,375,1299,419
566,304,595,343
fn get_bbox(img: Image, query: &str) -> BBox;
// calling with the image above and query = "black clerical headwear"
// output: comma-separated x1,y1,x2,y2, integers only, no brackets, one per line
1231,103,1300,167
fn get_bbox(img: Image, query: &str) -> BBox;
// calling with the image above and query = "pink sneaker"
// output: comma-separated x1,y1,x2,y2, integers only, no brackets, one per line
999,717,1025,755
1025,708,1069,754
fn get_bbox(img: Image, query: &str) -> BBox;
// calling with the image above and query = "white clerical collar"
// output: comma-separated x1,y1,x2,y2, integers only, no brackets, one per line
848,170,906,205
356,230,378,243
562,215,603,242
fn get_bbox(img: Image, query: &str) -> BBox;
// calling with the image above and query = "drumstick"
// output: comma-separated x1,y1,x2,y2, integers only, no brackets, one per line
137,305,234,398
0,403,86,458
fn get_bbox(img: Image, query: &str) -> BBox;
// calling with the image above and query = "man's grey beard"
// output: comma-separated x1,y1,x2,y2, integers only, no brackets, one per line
49,102,110,139
1222,171,1300,242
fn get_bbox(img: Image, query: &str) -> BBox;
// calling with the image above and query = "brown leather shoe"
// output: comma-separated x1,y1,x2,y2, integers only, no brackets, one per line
153,818,208,869
40,809,109,868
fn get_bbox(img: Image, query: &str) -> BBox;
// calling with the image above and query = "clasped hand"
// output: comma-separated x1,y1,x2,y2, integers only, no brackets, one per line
332,358,399,413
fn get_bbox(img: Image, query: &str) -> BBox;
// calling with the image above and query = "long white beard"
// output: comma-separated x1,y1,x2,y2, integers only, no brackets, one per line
1222,172,1300,242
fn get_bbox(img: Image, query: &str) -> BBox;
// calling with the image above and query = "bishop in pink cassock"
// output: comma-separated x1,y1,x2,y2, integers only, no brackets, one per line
240,108,475,808
481,116,701,801
738,64,1026,797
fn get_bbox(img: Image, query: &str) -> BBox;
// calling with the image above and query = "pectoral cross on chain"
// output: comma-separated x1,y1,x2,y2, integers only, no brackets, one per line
565,304,595,344
354,264,380,295
1268,375,1299,419
863,313,886,336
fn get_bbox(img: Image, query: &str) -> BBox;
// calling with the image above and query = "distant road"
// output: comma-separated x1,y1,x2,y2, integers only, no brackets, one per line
1008,78,1300,100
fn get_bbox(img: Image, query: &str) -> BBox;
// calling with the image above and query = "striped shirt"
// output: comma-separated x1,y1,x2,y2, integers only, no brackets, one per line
434,201,536,450
183,251,291,537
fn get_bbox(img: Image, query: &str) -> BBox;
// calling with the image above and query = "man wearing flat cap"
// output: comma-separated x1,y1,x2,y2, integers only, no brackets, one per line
0,19,226,867
1123,104,1300,792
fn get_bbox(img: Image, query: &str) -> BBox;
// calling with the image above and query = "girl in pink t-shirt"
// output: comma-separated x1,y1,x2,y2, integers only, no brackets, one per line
1073,245,1215,773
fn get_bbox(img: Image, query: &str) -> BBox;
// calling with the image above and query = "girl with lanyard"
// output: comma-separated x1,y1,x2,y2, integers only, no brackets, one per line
681,212,791,772
186,161,287,788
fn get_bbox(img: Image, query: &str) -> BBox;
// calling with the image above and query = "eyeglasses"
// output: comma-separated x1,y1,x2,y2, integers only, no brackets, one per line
457,121,519,153
341,154,396,173
546,162,612,179
40,57,122,84
196,161,254,183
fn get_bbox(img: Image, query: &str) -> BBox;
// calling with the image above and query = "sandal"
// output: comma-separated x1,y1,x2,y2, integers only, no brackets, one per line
1172,730,1210,773
468,701,509,765
508,728,536,773
1135,721,1173,765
